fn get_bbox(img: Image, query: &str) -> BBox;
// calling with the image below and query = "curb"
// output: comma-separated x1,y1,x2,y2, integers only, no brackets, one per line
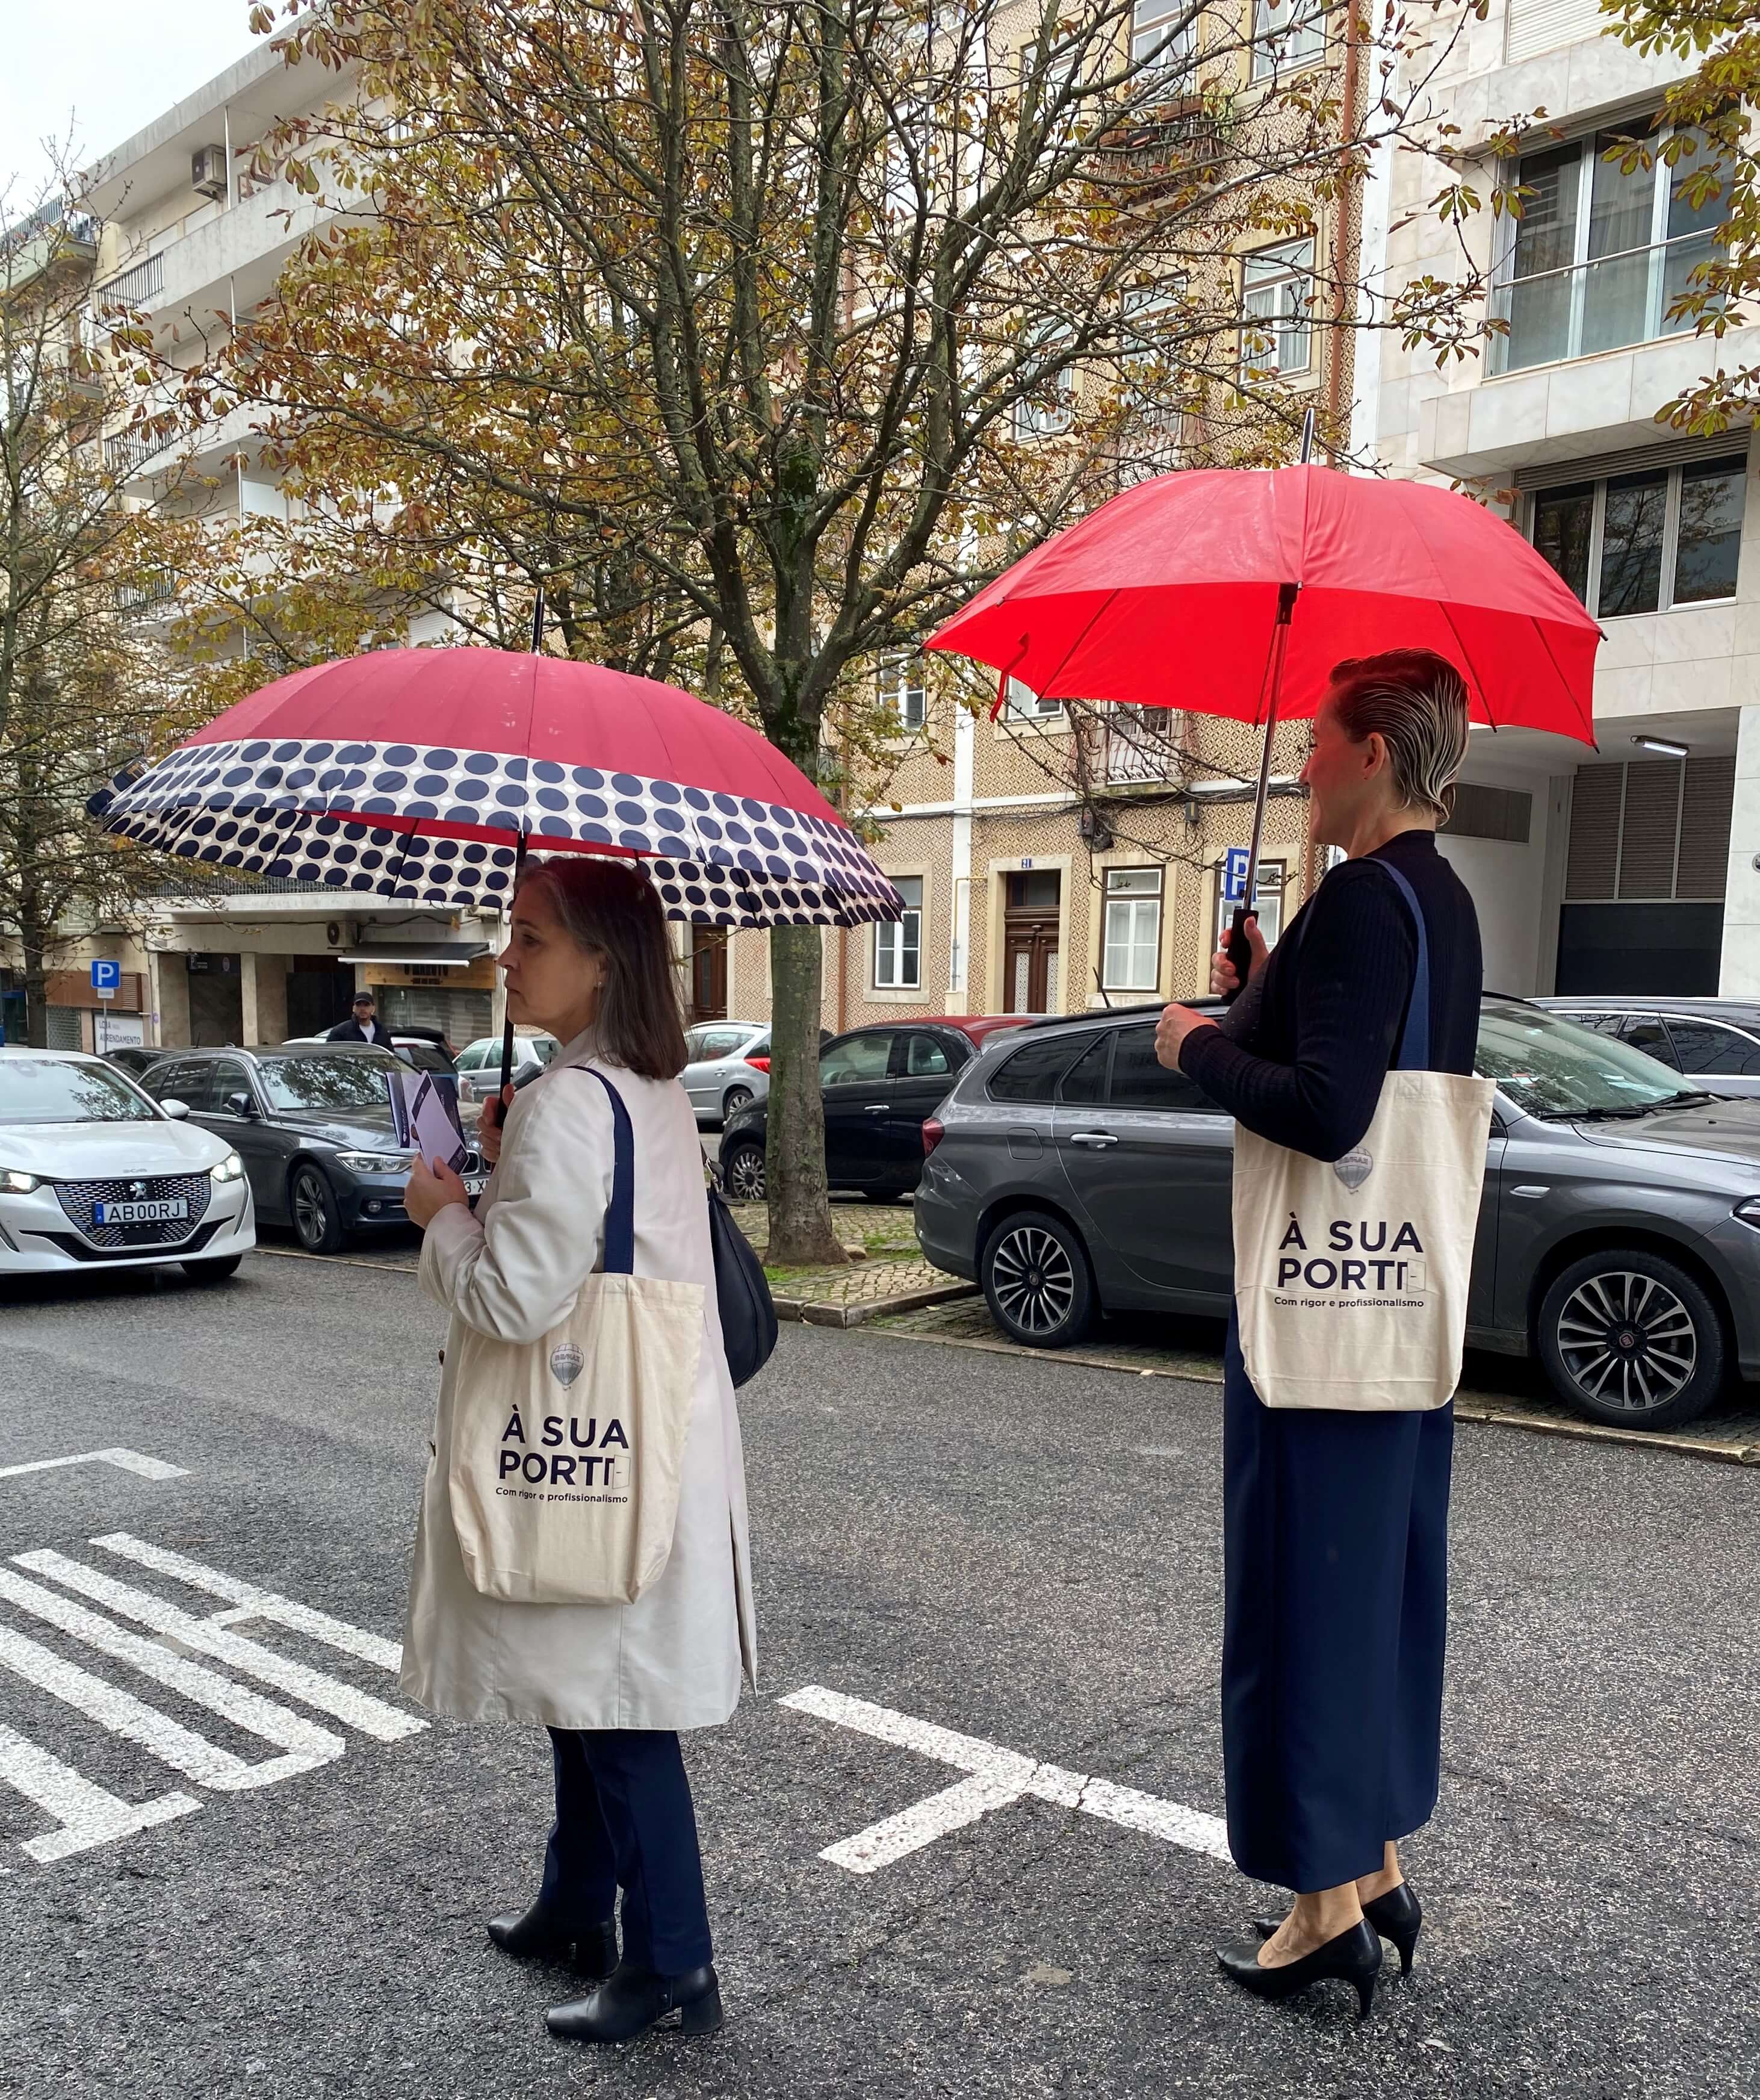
772,1281,978,1329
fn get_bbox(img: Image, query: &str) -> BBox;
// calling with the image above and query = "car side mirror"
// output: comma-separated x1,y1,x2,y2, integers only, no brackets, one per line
161,1098,190,1121
224,1090,256,1118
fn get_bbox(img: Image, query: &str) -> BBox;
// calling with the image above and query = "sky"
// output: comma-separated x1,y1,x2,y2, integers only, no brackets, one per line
1,0,262,203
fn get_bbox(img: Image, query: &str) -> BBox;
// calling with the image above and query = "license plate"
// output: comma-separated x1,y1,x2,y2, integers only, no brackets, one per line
463,1175,488,1198
94,1198,187,1224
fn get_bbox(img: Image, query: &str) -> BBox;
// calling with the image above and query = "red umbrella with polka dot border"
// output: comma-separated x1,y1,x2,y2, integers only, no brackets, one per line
88,647,902,1086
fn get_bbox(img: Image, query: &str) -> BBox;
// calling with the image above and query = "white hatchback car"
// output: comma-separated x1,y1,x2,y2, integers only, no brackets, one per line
0,1049,255,1281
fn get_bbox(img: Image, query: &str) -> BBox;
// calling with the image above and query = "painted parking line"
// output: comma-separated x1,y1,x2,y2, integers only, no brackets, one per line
781,1685,1232,1875
0,1449,188,1482
0,1717,197,1866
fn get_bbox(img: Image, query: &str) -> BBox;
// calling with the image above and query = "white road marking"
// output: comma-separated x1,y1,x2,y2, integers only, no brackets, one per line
14,1553,424,1745
780,1685,1232,1875
90,1534,403,1671
0,1450,187,1482
0,1718,198,1865
0,1566,341,1786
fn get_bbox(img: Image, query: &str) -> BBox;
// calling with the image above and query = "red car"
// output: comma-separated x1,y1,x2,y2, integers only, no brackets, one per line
717,1016,1024,1201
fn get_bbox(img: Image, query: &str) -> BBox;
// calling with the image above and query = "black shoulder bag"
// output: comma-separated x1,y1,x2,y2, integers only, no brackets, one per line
707,1184,778,1387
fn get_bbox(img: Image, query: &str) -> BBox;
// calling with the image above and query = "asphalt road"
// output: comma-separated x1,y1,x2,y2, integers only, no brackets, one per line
0,1249,1756,2099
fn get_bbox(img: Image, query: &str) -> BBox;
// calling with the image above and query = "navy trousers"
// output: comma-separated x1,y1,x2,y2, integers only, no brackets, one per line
1221,1315,1454,1893
537,1728,713,1975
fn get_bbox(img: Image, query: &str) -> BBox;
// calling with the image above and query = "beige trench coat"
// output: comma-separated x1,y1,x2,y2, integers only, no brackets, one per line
400,1025,757,1730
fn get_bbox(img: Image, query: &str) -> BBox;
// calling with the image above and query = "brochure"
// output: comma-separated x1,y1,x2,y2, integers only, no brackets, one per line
385,1067,469,1176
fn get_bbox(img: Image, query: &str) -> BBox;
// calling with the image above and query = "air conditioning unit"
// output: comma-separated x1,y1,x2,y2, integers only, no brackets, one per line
191,145,228,200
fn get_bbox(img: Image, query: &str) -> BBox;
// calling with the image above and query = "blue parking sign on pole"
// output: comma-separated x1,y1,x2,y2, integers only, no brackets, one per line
1222,846,1252,904
90,959,120,999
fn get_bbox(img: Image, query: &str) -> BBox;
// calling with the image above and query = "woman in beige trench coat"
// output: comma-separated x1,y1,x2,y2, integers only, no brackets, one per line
402,854,755,2046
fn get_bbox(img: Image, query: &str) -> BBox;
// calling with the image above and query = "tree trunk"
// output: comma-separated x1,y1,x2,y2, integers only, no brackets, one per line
764,920,848,1267
19,909,49,1050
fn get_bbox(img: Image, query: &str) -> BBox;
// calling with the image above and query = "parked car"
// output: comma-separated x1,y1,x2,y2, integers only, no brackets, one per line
915,997,1760,1431
717,1018,1026,1201
0,1049,255,1282
137,1043,487,1254
284,1031,462,1080
453,1032,562,1102
681,1021,771,1125
1535,997,1760,1098
100,1045,169,1080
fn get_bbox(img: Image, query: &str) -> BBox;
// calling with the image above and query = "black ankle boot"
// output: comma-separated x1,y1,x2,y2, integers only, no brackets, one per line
547,1961,724,2043
486,1899,618,1980
1254,1883,1422,1977
1219,1919,1381,2019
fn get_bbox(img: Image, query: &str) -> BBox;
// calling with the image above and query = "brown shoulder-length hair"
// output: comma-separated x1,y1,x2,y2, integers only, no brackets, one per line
514,856,687,1080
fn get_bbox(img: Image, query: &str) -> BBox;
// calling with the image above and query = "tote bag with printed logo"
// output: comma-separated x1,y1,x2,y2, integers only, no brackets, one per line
447,1069,704,1603
1231,862,1495,1413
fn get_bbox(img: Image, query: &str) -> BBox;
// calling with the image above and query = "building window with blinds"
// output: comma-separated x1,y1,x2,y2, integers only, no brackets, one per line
1241,238,1313,377
1102,868,1164,992
873,876,923,989
879,659,926,732
1492,123,1731,374
1251,0,1325,76
1531,453,1746,616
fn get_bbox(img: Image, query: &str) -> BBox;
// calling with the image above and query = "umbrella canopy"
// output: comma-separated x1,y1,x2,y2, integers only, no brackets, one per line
926,464,1602,740
90,649,899,927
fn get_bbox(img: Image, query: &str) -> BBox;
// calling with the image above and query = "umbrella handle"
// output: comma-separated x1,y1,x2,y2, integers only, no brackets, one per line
1224,906,1254,1006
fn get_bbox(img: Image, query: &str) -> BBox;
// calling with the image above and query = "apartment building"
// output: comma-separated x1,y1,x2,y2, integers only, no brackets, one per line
1369,0,1751,999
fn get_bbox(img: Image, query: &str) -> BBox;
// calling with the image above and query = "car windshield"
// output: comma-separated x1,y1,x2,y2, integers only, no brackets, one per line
1477,1002,1705,1118
398,1043,453,1074
0,1058,158,1125
258,1054,400,1111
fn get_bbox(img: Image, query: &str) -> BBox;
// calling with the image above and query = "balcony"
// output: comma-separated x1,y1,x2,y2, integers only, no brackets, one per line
1490,230,1722,376
1097,706,1177,786
94,250,166,314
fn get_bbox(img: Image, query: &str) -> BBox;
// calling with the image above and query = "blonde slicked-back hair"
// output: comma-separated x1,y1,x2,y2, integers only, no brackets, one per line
1327,650,1471,822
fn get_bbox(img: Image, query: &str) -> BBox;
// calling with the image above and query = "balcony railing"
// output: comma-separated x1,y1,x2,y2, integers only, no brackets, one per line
1100,706,1176,784
1490,230,1724,375
94,251,166,314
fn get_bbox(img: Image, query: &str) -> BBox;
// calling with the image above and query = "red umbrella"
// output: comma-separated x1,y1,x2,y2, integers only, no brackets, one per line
925,459,1601,974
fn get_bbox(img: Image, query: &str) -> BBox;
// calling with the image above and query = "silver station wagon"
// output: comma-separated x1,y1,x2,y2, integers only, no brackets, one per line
915,998,1760,1431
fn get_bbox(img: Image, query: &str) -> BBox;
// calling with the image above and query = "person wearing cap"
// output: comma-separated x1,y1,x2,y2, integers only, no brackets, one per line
327,992,390,1046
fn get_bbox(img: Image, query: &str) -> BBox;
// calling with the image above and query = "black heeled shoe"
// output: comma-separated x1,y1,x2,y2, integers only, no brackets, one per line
547,1960,724,2043
1218,1919,1381,2019
1254,1883,1422,1977
486,1899,618,1980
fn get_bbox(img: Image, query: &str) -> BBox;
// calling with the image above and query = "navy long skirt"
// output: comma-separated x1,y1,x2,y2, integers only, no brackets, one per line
1221,1313,1454,1893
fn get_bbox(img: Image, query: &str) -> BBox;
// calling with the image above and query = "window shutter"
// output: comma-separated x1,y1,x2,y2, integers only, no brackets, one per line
1564,765,1622,899
1676,755,1734,898
1617,759,1682,899
1505,0,1610,64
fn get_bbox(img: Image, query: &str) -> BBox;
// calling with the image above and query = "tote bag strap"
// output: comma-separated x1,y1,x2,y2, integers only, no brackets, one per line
560,1066,635,1275
1375,860,1431,1074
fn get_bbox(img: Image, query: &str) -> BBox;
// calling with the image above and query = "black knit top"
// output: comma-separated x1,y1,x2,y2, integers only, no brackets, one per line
1178,830,1483,1161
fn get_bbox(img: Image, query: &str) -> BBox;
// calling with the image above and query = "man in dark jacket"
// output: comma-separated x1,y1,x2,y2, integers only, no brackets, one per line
326,992,391,1046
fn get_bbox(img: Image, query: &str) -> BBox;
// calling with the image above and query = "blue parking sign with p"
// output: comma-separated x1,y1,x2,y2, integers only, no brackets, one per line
90,960,120,993
1222,847,1252,904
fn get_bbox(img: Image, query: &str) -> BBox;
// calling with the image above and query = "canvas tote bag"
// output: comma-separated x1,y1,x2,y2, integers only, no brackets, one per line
447,1068,704,1603
1232,862,1495,1412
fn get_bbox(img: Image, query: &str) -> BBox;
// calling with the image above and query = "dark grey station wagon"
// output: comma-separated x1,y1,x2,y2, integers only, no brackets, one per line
915,999,1760,1430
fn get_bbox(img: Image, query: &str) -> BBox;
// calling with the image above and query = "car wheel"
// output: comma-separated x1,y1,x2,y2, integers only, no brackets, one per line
721,1085,754,1121
982,1209,1093,1349
722,1142,766,1202
182,1255,243,1282
290,1164,347,1255
1538,1249,1724,1429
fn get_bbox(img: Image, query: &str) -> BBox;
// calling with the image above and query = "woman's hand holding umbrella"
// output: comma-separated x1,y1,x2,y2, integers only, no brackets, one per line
1156,913,1268,1070
476,1084,515,1165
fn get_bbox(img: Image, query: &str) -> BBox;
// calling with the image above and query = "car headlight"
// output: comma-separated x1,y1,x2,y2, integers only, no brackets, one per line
0,1169,40,1194
1734,1198,1760,1232
210,1152,246,1185
335,1151,415,1175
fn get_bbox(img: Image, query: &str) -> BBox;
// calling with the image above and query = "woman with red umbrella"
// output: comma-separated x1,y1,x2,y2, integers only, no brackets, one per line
1154,650,1483,2018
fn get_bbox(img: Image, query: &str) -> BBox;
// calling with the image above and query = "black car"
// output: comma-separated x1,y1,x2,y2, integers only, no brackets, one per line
101,1046,167,1080
717,1017,1025,1201
137,1044,486,1253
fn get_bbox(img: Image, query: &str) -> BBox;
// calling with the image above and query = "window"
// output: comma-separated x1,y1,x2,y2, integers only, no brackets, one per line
1059,1031,1112,1101
1495,125,1731,373
693,1027,751,1061
1107,1024,1209,1111
1213,859,1285,948
1102,867,1164,992
1132,0,1195,76
873,877,923,989
209,1058,254,1113
1012,322,1076,438
1617,1017,1681,1070
903,1032,955,1077
0,1058,158,1125
1118,284,1188,480
1004,677,1062,721
1530,456,1745,616
1661,1017,1760,1076
1251,0,1325,78
820,1031,896,1085
1241,238,1313,377
879,659,926,733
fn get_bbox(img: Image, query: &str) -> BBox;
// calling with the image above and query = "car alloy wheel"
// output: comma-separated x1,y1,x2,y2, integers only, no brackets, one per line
724,1144,766,1202
1539,1249,1723,1430
722,1086,754,1120
291,1164,345,1255
982,1210,1093,1347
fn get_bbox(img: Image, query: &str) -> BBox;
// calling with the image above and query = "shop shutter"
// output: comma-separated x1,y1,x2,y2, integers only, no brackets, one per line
45,1007,84,1051
1675,755,1735,898
1564,766,1622,900
1617,760,1683,899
